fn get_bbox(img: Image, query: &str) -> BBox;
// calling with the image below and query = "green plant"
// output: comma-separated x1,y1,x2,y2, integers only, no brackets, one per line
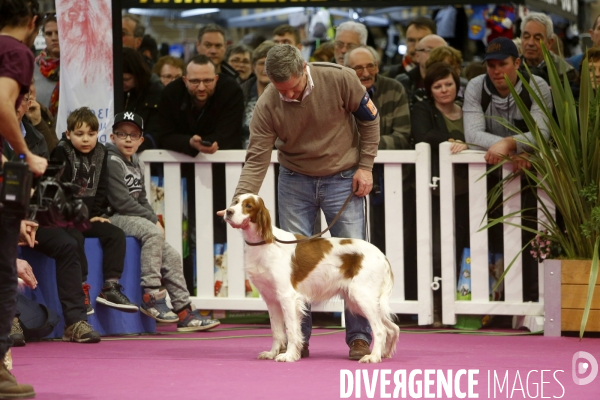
484,44,600,339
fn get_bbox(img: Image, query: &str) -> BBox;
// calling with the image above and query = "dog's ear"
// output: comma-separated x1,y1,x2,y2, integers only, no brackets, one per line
256,198,274,244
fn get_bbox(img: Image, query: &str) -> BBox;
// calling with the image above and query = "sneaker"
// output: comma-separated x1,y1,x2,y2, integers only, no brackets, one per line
96,281,138,312
62,320,101,343
348,339,371,360
176,309,220,332
2,349,11,371
82,283,94,315
9,318,25,347
0,362,35,399
140,290,178,323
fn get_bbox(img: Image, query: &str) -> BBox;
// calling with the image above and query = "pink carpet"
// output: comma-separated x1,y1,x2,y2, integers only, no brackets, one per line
9,324,600,399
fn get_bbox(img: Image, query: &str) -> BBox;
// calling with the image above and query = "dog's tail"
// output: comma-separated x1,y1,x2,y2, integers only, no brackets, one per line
380,258,398,323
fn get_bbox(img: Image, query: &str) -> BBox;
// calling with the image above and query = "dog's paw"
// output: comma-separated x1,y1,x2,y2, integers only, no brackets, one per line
358,354,382,363
258,351,277,360
275,352,300,362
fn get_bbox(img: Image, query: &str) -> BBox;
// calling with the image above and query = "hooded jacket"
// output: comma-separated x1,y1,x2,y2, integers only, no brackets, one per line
463,73,553,154
105,142,157,223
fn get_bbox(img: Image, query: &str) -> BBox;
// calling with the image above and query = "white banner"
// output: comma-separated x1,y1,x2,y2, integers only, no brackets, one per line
56,0,114,144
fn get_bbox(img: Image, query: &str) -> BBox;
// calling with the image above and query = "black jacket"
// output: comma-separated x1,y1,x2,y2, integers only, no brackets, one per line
123,74,164,151
396,67,426,107
411,99,468,194
3,118,49,161
51,140,109,218
157,74,244,155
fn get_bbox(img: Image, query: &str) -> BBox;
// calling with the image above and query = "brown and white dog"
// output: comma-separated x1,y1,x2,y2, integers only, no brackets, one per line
223,194,399,363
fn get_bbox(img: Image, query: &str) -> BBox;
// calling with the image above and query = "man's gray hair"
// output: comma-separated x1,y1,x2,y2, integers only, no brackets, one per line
520,12,553,40
123,14,145,38
344,45,380,66
336,21,368,45
265,45,305,83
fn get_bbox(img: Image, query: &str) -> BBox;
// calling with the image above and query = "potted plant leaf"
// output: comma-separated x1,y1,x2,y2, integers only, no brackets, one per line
483,44,600,338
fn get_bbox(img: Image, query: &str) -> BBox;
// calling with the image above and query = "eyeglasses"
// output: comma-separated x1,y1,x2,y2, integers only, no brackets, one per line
351,64,377,75
186,78,216,87
334,41,359,52
44,12,57,19
160,74,181,82
415,48,433,53
114,131,142,141
122,30,133,37
229,57,251,65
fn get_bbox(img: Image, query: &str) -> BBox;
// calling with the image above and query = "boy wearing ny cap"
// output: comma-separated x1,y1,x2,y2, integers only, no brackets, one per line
106,111,220,331
462,37,553,304
463,37,552,166
51,107,139,319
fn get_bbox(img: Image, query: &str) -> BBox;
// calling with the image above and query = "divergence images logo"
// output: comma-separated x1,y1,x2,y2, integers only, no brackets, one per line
572,351,598,386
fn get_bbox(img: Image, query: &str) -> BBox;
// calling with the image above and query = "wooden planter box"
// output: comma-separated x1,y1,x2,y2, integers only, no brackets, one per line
544,260,600,336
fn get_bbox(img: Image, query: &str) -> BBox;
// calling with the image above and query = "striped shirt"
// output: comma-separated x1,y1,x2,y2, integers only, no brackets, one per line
372,74,412,150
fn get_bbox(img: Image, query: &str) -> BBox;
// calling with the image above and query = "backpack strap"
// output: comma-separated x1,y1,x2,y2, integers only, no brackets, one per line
481,73,533,113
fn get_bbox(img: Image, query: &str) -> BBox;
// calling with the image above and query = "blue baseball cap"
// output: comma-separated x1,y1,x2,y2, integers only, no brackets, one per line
483,37,519,61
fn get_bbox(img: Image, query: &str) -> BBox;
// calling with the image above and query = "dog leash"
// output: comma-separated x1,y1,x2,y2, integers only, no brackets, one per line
245,190,358,246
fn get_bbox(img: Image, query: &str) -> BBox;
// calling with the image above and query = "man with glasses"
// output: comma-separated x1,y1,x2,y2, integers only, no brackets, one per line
397,34,447,107
157,54,243,155
157,55,244,293
381,17,437,79
333,21,368,65
122,14,155,69
122,14,144,51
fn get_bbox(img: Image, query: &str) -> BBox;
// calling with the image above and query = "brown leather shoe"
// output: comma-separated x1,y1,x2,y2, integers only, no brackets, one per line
300,343,309,358
0,362,35,399
349,339,371,360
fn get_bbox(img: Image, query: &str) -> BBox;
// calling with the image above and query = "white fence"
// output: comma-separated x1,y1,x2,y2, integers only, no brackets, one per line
139,142,547,329
139,143,434,325
438,141,547,328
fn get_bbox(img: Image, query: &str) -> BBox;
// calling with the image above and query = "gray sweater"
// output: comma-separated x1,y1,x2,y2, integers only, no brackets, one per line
463,74,552,154
106,142,157,223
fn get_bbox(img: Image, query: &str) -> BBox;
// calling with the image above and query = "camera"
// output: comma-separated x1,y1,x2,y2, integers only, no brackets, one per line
0,158,90,230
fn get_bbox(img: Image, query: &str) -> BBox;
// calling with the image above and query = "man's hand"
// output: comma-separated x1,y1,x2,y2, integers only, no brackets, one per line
484,137,516,165
26,100,42,125
510,153,532,173
17,259,37,289
189,135,219,154
90,217,111,223
25,152,48,177
18,220,38,248
352,169,373,198
156,220,165,235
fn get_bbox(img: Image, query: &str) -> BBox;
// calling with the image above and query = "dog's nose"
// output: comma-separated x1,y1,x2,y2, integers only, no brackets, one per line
226,209,234,218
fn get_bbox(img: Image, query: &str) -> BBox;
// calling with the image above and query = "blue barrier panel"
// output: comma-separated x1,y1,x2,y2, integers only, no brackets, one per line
20,237,156,338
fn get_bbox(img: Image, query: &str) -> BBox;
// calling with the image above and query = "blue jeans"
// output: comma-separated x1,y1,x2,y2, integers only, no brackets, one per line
0,213,21,358
278,165,372,346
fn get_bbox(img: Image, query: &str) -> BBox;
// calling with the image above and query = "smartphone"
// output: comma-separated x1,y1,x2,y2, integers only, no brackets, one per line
200,140,212,147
